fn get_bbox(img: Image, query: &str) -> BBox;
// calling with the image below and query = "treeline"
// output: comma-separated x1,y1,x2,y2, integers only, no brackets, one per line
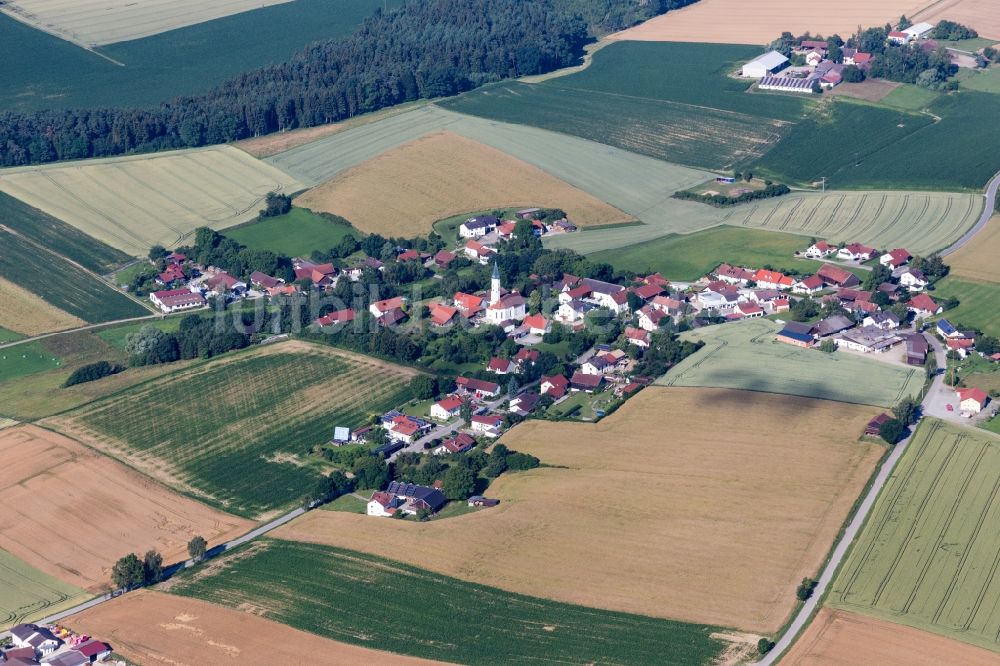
0,0,588,167
673,183,790,207
125,315,253,366
552,0,699,34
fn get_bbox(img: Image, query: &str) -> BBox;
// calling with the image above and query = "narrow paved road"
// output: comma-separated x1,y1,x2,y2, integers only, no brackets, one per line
941,168,1000,256
758,332,944,664
0,314,162,350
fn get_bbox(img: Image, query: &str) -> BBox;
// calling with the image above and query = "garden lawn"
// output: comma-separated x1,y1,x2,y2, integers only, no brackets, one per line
44,341,419,518
166,538,727,665
932,278,1000,338
225,208,359,257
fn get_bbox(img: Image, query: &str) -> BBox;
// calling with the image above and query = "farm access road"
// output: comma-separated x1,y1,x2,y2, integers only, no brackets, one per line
758,331,945,665
942,168,1000,256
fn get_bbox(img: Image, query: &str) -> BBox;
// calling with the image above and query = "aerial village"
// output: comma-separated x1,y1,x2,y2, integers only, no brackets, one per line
1,623,113,666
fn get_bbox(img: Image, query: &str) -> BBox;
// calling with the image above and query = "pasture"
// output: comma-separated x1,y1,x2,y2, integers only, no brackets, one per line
0,276,83,336
948,215,1000,283
276,387,883,633
607,0,932,44
0,547,88,627
590,226,825,280
296,132,634,236
931,278,1000,337
0,0,393,112
829,420,1000,652
546,189,981,257
656,319,924,407
0,227,149,322
0,425,251,593
784,608,1000,666
69,591,442,666
0,146,305,256
0,341,63,383
168,538,727,665
225,207,359,257
45,342,419,518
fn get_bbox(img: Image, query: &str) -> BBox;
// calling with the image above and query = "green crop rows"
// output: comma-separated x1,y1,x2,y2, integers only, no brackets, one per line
830,420,1000,653
61,344,415,517
169,538,726,665
0,548,88,626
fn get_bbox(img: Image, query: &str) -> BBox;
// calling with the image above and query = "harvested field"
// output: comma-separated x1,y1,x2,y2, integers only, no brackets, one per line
948,214,1000,283
0,547,87,627
45,341,419,518
656,319,923,407
168,538,725,665
67,590,444,666
829,420,1000,652
546,189,981,257
0,146,305,256
913,0,1000,39
296,132,634,236
0,425,252,593
0,276,83,336
608,0,931,44
783,608,1000,665
0,0,294,46
275,387,884,633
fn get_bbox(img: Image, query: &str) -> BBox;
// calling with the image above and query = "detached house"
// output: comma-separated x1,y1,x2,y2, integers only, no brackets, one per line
540,374,569,399
907,293,941,318
471,414,504,437
898,268,928,291
804,241,835,258
957,387,989,414
837,243,875,261
433,432,476,455
455,376,501,398
369,481,447,516
880,248,912,269
370,296,407,318
487,357,516,375
715,263,754,285
637,305,669,331
625,326,650,348
523,313,550,335
431,395,465,421
792,275,824,295
459,215,499,238
10,624,61,656
753,269,793,290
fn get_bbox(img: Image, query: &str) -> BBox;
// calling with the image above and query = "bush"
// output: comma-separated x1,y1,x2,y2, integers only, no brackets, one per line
757,638,775,655
796,577,817,601
879,418,907,444
63,360,123,387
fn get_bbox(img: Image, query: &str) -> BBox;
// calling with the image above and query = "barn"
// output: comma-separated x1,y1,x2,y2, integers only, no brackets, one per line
741,51,789,78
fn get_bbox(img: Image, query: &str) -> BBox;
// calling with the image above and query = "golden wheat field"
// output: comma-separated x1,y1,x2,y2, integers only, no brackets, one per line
294,131,634,236
948,214,1000,284
275,386,883,634
0,276,84,335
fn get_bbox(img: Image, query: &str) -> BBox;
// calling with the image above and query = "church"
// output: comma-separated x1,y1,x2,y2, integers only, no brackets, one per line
485,262,527,325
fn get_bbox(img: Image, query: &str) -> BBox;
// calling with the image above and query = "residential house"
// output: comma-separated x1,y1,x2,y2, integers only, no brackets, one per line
157,262,186,285
937,319,962,339
771,297,790,313
715,263,754,285
907,293,941,318
204,271,247,296
454,292,485,317
734,301,764,318
570,371,603,393
523,313,550,335
367,490,404,516
430,395,465,421
805,49,824,66
842,49,872,66
9,625,61,656
834,326,901,353
837,243,875,261
888,30,912,45
540,374,569,399
581,355,610,375
369,481,447,516
386,415,427,444
149,288,205,313
433,433,476,455
508,391,541,417
370,296,407,318
376,307,407,327
344,257,383,281
905,333,929,365
863,312,900,330
957,388,989,414
630,283,663,302
249,271,282,292
804,241,835,259
817,263,860,288
880,248,912,269
514,348,539,368
459,215,499,238
579,277,630,314
792,275,825,295
637,305,669,331
396,249,422,263
947,337,975,358
625,326,650,348
471,414,504,437
557,298,593,325
753,269,793,290
455,376,501,398
429,303,458,327
487,357,516,375
463,239,496,264
898,267,928,291
433,250,457,269
316,308,355,327
650,295,685,318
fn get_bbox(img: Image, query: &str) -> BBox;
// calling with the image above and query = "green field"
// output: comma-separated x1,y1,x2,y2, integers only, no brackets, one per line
51,342,417,517
168,538,726,665
0,0,394,112
0,192,130,273
958,66,1000,95
590,226,825,280
0,341,63,383
0,228,149,323
880,84,941,111
0,548,89,626
0,328,23,343
546,189,981,257
226,208,359,257
932,278,1000,337
93,317,184,350
829,420,1000,652
752,93,1000,191
656,319,924,407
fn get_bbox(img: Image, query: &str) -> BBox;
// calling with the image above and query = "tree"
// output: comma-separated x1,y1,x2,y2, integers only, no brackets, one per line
879,418,907,444
143,550,163,584
352,456,390,490
111,553,145,590
841,64,865,82
897,14,911,29
442,465,476,500
796,577,817,601
305,470,354,505
757,638,775,655
187,536,207,561
460,399,473,425
410,375,439,400
893,396,919,425
148,244,168,261
260,192,292,218
819,339,837,353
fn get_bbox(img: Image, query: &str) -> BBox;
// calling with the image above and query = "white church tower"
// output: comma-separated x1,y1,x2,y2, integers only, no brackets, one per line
490,261,501,304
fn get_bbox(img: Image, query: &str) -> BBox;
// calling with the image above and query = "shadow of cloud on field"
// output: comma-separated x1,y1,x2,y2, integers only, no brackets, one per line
679,369,859,411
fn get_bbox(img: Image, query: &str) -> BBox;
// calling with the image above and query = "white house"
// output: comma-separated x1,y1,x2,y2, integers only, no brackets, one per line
149,287,206,313
459,215,498,238
430,395,464,421
834,326,901,353
10,624,62,656
837,243,875,261
880,248,912,268
557,299,592,324
805,50,824,66
741,50,789,77
804,241,835,259
888,30,912,45
863,312,901,330
637,305,668,331
470,414,503,437
625,326,650,348
957,388,989,414
581,356,611,375
899,268,928,291
523,313,550,335
792,275,824,295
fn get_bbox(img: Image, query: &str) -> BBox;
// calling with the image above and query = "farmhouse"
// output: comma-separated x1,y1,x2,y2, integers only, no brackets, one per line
804,241,835,259
842,49,873,66
887,30,912,45
947,338,975,358
456,376,501,398
880,248,911,269
837,243,874,261
487,357,516,375
433,432,476,455
792,275,824,295
149,287,205,313
471,414,504,437
741,50,789,77
429,303,458,326
817,264,860,288
863,312,900,330
907,293,941,318
625,326,650,348
459,215,499,238
835,326,902,354
431,395,465,421
157,263,186,285
540,374,569,399
957,388,989,414
905,333,929,365
368,481,447,517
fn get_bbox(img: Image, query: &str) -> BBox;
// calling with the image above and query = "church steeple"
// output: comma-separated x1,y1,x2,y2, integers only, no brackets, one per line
490,261,501,304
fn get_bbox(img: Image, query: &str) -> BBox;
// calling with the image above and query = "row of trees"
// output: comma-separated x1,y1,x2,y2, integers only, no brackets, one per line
0,0,590,167
111,536,209,590
125,315,253,367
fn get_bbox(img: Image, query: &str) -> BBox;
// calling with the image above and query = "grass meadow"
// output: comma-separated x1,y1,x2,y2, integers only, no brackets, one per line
0,548,89,626
0,228,149,322
656,319,924,407
0,341,64,383
47,342,418,518
225,207,359,257
168,538,727,665
830,420,1000,653
932,278,1000,338
0,0,395,112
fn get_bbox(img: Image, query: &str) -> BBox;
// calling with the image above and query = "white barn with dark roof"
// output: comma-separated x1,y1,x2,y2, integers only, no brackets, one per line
741,51,789,78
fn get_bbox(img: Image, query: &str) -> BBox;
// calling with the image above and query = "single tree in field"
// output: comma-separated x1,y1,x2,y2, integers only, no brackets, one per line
187,536,208,562
111,553,145,590
143,550,164,584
